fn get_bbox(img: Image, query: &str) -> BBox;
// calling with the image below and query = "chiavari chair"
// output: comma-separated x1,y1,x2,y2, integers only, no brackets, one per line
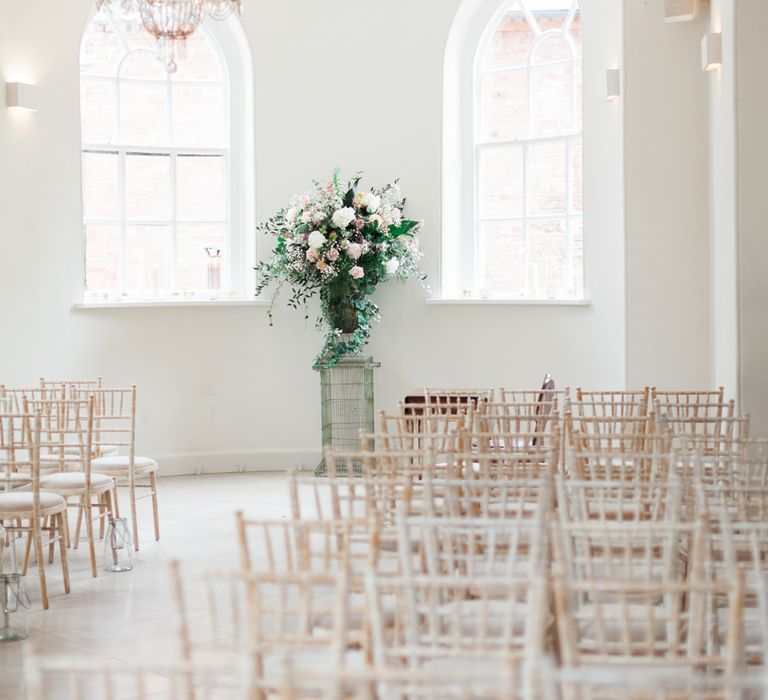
0,411,69,609
397,512,549,582
552,569,745,674
475,401,560,438
365,568,549,676
651,387,726,412
543,664,768,700
658,411,750,455
72,386,159,551
566,400,646,419
574,387,651,415
556,475,684,524
39,376,103,393
25,652,239,700
428,476,552,522
23,396,116,576
567,448,673,483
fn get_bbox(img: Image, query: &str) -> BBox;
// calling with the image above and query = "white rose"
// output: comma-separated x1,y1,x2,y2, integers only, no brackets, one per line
364,193,381,213
307,231,326,250
332,207,356,230
385,257,400,275
285,206,298,223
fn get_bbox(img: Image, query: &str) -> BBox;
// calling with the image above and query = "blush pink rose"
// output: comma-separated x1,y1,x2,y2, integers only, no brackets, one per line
326,247,340,262
349,266,364,279
306,248,318,262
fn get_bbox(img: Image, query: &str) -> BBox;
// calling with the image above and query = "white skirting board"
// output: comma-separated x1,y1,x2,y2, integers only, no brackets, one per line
147,448,322,477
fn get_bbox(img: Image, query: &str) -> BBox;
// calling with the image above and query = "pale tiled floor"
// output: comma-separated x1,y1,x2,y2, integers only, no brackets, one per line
1,472,293,699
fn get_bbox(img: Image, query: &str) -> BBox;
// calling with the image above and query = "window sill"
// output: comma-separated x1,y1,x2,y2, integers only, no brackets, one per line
426,298,592,307
73,299,271,310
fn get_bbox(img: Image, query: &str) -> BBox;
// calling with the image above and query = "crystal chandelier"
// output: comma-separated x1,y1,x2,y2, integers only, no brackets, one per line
96,0,243,72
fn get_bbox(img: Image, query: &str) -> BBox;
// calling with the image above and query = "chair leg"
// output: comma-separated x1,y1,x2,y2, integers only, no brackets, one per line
56,513,71,595
61,508,71,549
22,531,32,575
129,480,139,552
48,516,55,565
150,471,160,541
84,497,97,578
99,494,106,540
112,484,121,518
33,522,49,610
73,499,84,550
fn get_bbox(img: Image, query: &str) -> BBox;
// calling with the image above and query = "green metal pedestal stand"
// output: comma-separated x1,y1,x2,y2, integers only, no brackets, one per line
313,353,380,476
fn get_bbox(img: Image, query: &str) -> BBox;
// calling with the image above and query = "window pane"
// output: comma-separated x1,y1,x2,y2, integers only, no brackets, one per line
176,155,226,221
571,216,584,298
569,138,583,213
530,63,573,137
125,225,170,293
176,224,226,292
530,33,571,66
80,12,122,75
119,82,168,145
527,218,569,298
171,32,223,81
118,17,158,52
120,50,166,80
479,222,524,296
479,146,524,219
82,151,119,220
485,12,535,70
526,143,566,216
81,80,115,143
479,72,528,142
85,224,121,292
125,153,171,221
172,85,225,148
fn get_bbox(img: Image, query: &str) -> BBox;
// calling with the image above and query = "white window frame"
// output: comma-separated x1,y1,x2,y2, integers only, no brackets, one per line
79,11,255,303
442,0,585,302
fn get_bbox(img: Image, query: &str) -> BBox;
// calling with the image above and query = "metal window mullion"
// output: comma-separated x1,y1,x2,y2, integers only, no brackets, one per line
473,143,482,294
119,150,127,295
476,133,579,149
522,142,530,298
169,152,178,295
565,138,574,297
84,144,227,157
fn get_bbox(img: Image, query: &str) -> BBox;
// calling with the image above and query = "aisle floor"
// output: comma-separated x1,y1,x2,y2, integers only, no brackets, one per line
0,472,293,700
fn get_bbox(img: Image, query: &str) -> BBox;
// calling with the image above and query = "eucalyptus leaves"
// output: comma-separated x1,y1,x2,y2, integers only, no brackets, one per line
255,170,425,366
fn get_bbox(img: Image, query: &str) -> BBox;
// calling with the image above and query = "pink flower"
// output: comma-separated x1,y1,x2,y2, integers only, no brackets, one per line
349,266,364,279
347,243,363,260
326,247,340,262
306,248,318,262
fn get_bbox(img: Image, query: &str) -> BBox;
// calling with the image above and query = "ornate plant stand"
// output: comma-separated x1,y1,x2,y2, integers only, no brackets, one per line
313,353,380,476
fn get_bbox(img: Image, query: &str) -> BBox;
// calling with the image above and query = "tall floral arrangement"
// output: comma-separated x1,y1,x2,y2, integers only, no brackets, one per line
255,170,426,366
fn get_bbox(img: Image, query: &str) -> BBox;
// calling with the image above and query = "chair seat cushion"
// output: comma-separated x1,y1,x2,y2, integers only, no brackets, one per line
40,472,114,491
0,492,66,515
91,456,158,473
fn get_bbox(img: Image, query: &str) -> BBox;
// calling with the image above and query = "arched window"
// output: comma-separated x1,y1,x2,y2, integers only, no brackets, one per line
79,10,253,301
444,0,583,301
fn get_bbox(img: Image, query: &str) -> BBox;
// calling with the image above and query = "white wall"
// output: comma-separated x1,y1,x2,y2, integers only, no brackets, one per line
0,0,712,473
623,1,711,389
709,0,739,401
735,0,768,436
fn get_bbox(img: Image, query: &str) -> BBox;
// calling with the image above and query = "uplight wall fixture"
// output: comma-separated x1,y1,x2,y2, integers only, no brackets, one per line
603,68,621,101
701,32,722,72
5,82,39,112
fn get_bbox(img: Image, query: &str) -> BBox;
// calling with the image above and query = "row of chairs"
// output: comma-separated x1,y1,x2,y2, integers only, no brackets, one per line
24,383,767,698
0,379,159,608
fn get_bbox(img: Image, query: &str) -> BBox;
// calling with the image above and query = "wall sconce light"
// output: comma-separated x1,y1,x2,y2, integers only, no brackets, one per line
6,82,39,112
701,33,722,72
604,68,621,101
